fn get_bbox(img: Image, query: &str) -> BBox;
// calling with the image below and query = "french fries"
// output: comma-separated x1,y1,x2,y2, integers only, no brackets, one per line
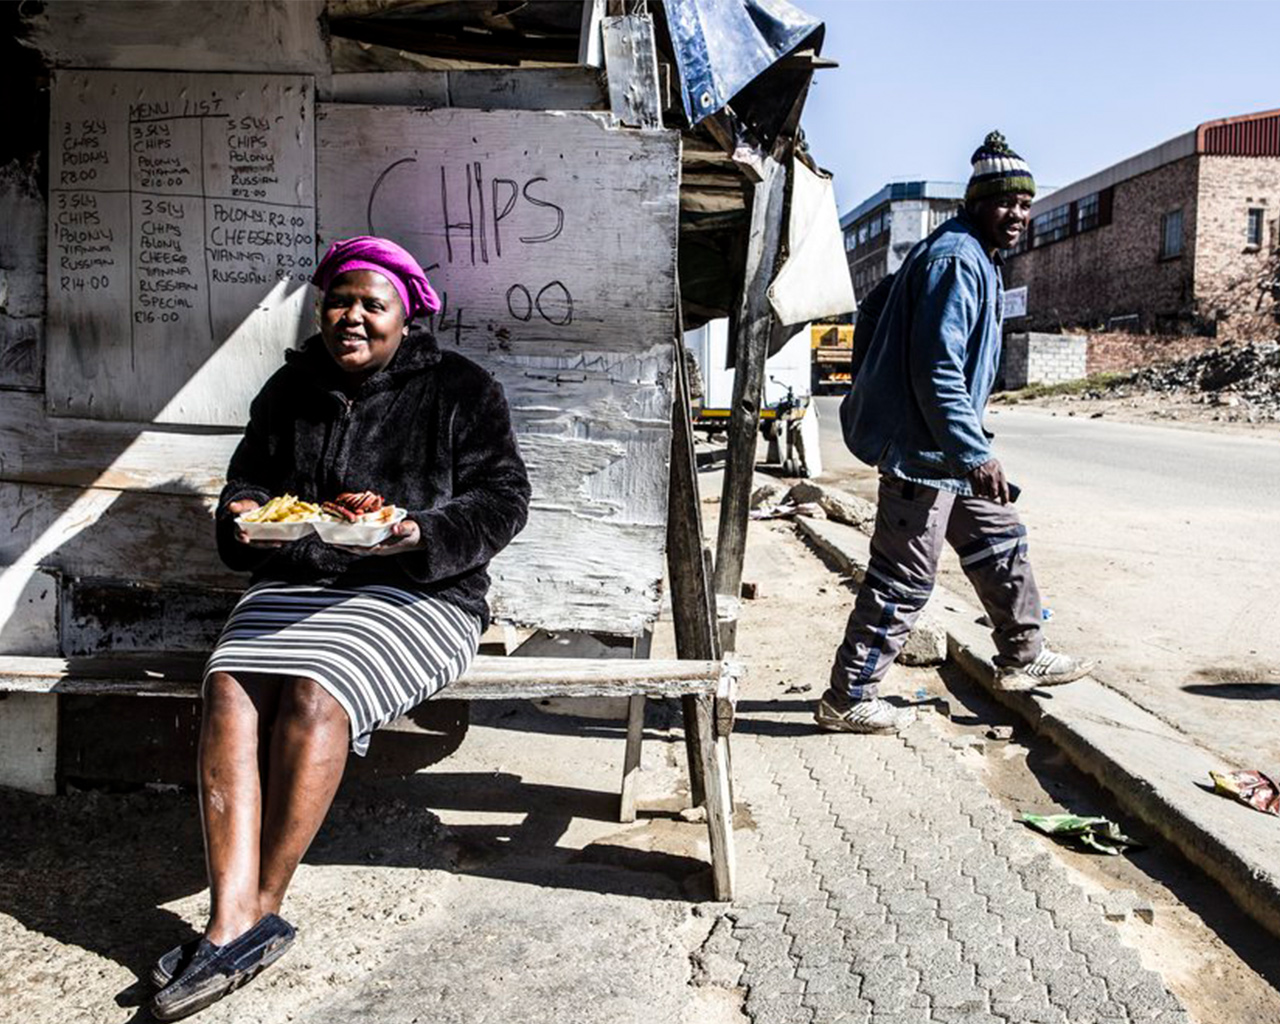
240,494,322,523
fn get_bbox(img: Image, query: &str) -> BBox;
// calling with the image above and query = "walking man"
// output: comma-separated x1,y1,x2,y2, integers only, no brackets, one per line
817,131,1093,734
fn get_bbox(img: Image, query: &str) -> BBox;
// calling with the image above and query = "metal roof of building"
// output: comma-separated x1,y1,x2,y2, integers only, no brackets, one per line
1198,108,1280,156
840,180,966,229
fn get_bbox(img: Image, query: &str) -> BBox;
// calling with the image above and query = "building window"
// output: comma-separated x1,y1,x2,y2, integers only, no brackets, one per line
1076,193,1100,233
929,203,959,230
1160,209,1183,259
1031,205,1070,247
1247,207,1264,247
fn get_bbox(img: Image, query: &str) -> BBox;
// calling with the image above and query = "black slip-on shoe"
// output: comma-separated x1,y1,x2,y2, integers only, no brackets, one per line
151,914,296,1021
151,937,201,990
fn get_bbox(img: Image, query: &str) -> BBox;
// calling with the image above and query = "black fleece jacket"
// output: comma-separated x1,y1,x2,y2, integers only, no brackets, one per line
216,328,531,629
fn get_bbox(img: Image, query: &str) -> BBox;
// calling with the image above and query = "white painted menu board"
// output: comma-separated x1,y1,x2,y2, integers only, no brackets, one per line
47,71,315,425
317,107,682,634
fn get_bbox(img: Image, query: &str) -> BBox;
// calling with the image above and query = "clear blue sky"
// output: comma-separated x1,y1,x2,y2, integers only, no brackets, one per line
798,1,1280,213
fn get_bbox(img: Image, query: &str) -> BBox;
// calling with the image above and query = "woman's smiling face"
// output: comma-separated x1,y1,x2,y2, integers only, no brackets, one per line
320,270,408,378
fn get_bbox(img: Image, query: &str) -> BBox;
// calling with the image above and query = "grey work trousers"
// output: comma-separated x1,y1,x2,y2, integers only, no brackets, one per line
830,475,1044,702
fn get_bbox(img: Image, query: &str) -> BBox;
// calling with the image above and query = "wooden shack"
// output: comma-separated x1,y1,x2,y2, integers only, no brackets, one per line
0,1,836,809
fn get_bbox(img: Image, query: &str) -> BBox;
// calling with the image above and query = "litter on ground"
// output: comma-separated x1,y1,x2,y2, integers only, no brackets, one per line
1020,813,1141,855
1209,769,1280,817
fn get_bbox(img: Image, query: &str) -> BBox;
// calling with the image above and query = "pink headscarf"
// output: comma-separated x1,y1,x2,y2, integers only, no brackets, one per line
312,236,441,320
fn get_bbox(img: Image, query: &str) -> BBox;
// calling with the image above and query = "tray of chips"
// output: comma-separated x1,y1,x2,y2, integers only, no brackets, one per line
235,494,322,541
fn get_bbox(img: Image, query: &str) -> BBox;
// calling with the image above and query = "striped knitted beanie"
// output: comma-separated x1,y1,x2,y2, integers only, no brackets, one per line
966,131,1036,203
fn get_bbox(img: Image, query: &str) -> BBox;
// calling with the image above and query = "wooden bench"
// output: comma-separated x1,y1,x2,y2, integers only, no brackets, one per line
0,652,739,899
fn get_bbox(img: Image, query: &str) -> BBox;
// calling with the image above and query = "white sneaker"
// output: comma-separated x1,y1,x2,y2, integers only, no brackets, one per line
814,696,917,733
997,648,1095,692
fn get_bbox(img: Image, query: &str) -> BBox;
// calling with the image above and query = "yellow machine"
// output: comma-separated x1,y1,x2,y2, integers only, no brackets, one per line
810,323,853,392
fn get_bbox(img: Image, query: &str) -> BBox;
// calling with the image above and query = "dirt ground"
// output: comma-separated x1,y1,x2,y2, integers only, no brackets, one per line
2,500,1279,1022
992,388,1280,440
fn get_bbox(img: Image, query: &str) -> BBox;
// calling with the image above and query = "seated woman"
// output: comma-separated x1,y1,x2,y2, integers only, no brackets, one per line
151,236,531,1021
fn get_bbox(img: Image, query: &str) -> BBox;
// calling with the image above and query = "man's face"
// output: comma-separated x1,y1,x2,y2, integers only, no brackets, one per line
971,193,1034,252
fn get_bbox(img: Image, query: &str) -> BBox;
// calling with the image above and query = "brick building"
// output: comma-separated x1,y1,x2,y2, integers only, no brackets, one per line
1006,108,1280,341
841,180,965,303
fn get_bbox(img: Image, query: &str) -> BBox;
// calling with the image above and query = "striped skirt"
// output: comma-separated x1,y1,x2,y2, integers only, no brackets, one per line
204,581,482,756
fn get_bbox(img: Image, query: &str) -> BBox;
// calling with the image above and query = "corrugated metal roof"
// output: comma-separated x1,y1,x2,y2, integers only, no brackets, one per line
1198,109,1280,156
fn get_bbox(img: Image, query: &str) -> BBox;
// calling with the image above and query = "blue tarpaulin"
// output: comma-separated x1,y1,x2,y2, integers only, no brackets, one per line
665,0,823,133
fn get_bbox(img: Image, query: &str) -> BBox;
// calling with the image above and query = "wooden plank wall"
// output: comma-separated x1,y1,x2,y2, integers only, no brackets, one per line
19,1,329,75
0,4,682,657
317,106,681,634
2,3,330,656
0,161,45,389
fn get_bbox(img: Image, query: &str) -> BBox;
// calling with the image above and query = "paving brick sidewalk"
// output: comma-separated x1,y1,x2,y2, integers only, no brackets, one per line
701,708,1192,1024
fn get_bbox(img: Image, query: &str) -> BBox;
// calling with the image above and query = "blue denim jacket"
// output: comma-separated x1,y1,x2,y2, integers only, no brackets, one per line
840,211,1004,495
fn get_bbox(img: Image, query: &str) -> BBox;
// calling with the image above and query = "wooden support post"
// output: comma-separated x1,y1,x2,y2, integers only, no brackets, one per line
665,339,720,627
619,693,645,823
666,313,721,809
619,627,651,821
695,687,736,901
680,693,705,808
714,158,788,651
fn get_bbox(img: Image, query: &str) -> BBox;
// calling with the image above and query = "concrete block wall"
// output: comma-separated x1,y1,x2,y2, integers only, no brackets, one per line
1002,332,1087,388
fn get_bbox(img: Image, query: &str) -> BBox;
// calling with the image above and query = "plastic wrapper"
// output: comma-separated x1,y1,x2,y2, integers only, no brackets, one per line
1209,769,1280,817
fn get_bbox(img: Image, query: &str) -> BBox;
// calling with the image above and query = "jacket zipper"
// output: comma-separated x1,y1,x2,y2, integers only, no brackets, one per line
327,392,355,495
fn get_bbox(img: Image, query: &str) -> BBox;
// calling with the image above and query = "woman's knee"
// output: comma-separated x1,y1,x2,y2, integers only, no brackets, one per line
279,678,347,731
204,672,260,723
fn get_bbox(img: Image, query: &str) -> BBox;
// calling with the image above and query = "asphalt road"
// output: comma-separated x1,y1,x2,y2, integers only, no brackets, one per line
813,395,1280,773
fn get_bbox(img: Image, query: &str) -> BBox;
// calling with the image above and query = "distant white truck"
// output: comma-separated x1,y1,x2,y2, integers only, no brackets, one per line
682,318,822,478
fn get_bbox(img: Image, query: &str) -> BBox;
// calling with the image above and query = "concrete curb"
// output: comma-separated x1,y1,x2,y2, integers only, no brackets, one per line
795,512,1280,942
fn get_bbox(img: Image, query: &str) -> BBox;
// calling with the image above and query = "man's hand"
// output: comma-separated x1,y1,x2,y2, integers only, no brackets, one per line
333,518,422,556
968,458,1010,504
227,498,285,548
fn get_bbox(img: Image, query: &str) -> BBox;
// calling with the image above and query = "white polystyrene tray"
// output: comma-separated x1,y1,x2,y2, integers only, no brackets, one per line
312,507,407,547
235,518,316,542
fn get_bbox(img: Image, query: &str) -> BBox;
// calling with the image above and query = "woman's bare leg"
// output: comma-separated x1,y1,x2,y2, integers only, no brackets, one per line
257,678,350,916
199,671,281,944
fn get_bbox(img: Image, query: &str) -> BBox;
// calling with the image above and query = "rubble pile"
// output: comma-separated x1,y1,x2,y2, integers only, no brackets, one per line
1092,341,1280,418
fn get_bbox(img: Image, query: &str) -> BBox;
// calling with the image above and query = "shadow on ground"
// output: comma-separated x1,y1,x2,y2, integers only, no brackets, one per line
0,697,715,1002
1182,682,1280,701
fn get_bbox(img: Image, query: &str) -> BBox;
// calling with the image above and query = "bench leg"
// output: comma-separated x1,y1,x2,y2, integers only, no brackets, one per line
681,694,706,807
693,693,735,901
619,694,645,823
